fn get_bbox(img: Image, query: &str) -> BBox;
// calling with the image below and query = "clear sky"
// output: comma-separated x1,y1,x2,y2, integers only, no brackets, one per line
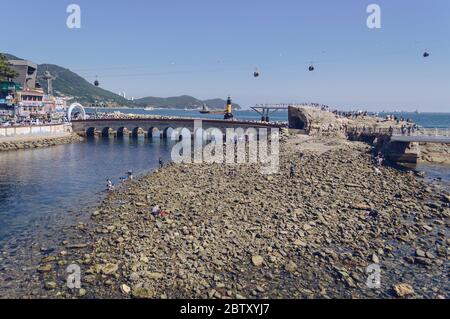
3,0,450,111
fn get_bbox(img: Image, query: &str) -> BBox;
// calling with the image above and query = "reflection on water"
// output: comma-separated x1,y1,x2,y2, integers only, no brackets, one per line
0,137,174,243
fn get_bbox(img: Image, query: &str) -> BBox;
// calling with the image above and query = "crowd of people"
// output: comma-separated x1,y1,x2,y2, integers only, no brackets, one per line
0,116,67,127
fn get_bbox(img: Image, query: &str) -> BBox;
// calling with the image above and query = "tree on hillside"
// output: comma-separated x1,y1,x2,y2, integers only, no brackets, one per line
0,54,18,82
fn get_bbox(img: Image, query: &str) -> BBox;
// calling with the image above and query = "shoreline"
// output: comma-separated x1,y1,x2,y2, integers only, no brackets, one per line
4,134,447,299
0,133,84,152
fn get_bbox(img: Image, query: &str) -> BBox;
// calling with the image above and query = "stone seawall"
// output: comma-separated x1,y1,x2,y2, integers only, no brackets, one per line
0,133,83,152
0,123,71,137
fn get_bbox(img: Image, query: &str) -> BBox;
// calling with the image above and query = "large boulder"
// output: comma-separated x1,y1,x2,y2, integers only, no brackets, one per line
288,105,346,137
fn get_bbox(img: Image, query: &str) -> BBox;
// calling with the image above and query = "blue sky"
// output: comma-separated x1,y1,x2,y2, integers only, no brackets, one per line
3,0,450,111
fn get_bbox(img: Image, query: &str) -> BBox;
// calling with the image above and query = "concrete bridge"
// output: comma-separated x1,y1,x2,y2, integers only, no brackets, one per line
391,128,450,143
71,118,284,138
348,128,450,164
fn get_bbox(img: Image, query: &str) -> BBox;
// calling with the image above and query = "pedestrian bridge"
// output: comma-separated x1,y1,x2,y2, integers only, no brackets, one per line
391,128,450,143
391,135,450,143
348,127,449,164
71,118,284,138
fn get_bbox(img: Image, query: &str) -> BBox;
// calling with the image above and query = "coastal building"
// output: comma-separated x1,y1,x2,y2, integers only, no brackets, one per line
16,89,46,118
8,60,38,90
3,59,60,120
0,81,22,121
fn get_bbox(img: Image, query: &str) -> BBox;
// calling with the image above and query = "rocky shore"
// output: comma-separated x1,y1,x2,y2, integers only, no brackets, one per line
0,133,84,152
3,134,449,299
419,143,450,165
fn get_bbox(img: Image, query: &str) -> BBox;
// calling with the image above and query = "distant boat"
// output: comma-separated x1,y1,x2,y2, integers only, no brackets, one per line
144,106,154,111
414,109,420,114
199,104,210,114
198,104,225,115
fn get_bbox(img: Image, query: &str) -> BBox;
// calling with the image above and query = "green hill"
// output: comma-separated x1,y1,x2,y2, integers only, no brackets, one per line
134,95,241,110
3,52,241,109
4,53,22,60
37,64,131,107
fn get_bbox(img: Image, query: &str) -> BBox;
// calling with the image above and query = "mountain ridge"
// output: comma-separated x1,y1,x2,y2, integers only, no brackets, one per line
2,53,240,109
133,95,241,110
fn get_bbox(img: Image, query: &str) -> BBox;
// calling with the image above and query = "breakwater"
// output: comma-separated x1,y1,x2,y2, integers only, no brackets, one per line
0,123,70,138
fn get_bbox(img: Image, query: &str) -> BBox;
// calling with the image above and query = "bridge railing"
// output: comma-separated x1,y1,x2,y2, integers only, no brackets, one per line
348,126,450,137
391,128,450,137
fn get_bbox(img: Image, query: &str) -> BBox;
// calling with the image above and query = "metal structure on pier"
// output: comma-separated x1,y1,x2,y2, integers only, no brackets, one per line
250,104,289,122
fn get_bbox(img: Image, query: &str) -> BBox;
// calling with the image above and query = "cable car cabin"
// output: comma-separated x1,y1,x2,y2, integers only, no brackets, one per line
253,71,260,78
423,52,430,58
94,80,99,87
308,65,315,72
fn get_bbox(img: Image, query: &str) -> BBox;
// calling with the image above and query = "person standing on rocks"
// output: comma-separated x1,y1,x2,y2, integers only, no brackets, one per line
375,152,384,166
106,179,114,191
127,170,134,180
289,163,296,179
151,205,161,217
159,158,164,168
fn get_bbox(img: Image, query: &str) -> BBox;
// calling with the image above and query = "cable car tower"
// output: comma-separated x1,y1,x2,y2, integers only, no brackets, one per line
43,71,56,96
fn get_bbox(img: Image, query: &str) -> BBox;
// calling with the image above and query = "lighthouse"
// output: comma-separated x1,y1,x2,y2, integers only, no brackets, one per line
224,95,234,120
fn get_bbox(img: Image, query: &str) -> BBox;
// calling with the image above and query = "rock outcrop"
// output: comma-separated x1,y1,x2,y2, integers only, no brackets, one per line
288,106,347,137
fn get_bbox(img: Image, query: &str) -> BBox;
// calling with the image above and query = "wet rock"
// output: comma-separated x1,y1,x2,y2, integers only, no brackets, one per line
120,284,131,295
371,254,380,264
132,287,154,299
44,281,57,290
37,264,52,273
79,288,87,297
146,272,164,279
285,261,298,273
251,255,264,267
415,249,426,258
393,283,414,297
101,263,119,275
441,194,450,203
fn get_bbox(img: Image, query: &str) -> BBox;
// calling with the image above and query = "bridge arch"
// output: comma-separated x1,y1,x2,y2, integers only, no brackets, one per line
117,127,128,138
132,127,145,138
163,127,175,139
147,127,161,139
86,127,97,137
68,103,86,122
102,127,113,137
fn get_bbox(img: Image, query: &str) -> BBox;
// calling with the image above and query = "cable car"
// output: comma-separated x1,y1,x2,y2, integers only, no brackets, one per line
423,51,430,58
253,68,260,78
308,65,315,72
94,76,99,87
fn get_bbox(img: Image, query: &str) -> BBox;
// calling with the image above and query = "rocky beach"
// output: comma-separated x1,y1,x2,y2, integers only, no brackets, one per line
2,132,448,299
